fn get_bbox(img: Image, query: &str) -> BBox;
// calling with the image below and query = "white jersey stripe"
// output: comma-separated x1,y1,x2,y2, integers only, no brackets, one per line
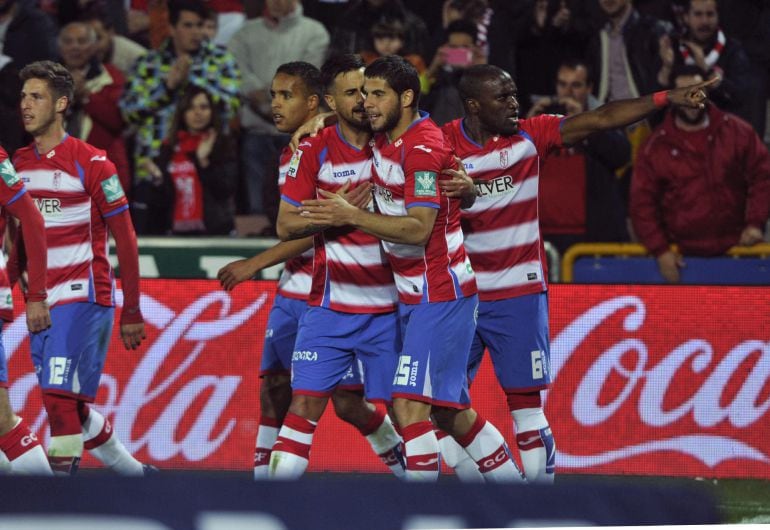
22,169,84,193
48,242,93,269
474,260,544,290
49,279,91,305
41,200,92,228
328,281,399,308
325,241,386,267
464,219,540,253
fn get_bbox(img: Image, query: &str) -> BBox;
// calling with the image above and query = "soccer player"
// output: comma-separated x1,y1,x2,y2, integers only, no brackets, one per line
218,61,403,479
0,145,52,475
14,60,150,476
298,56,523,482
441,64,717,483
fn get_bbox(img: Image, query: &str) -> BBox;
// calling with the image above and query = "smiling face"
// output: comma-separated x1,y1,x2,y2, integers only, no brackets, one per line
471,73,520,136
20,78,64,138
363,76,403,133
59,22,96,70
327,68,370,132
270,73,315,133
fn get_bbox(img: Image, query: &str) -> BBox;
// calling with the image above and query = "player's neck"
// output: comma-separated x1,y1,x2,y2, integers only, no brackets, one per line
337,120,371,150
386,108,420,143
462,117,493,146
33,124,67,156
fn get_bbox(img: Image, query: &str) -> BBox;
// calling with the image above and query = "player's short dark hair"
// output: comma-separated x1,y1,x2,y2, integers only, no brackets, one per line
275,61,323,99
446,18,478,42
365,55,420,108
168,0,207,26
19,60,74,107
557,58,593,85
320,54,365,92
458,64,509,102
669,63,706,86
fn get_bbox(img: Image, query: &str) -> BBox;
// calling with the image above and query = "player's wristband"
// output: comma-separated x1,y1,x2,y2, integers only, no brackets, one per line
653,90,670,108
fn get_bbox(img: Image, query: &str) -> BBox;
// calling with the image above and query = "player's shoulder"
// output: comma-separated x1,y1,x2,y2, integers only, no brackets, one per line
68,137,110,165
405,117,449,154
11,144,36,167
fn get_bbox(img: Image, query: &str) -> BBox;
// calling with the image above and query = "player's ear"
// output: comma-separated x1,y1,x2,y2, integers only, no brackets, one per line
465,97,480,114
55,96,69,113
400,89,415,109
324,93,336,112
307,94,320,112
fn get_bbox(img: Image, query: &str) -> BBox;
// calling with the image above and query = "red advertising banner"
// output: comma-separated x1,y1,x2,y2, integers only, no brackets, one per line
5,281,770,478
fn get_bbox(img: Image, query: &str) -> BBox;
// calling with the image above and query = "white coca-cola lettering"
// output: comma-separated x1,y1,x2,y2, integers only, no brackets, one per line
553,295,770,469
8,290,268,462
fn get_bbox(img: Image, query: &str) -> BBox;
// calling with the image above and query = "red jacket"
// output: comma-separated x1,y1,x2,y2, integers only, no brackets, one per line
631,104,770,256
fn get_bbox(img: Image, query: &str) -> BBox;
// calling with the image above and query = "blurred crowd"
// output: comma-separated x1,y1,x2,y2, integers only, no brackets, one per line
1,0,768,271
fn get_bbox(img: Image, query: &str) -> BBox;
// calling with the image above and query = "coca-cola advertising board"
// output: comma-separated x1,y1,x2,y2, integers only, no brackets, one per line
5,281,770,478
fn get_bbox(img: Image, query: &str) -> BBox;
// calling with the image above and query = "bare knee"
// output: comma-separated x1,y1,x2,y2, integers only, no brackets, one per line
331,389,372,427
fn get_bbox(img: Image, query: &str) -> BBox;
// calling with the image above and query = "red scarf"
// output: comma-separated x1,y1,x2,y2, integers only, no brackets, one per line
169,130,206,233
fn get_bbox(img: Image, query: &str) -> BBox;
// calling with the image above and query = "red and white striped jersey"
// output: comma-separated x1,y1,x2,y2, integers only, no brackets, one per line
442,115,563,301
0,149,28,321
13,135,127,307
281,125,398,313
277,144,313,301
371,113,477,305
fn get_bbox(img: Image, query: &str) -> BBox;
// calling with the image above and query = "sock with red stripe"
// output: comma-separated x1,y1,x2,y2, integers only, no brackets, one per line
356,407,404,479
43,393,83,476
254,415,281,480
401,421,440,482
0,417,52,475
512,407,555,484
435,429,483,482
80,404,144,476
456,415,525,483
269,412,317,479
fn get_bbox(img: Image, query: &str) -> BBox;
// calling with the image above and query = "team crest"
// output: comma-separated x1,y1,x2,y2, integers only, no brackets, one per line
499,150,509,168
53,171,61,190
414,171,437,197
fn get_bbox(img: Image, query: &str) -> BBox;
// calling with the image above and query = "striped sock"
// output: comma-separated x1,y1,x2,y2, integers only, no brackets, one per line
402,421,440,482
269,412,317,479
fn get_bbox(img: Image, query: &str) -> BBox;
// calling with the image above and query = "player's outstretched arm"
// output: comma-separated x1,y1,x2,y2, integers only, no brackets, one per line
560,77,720,146
439,157,476,209
299,189,438,246
217,237,314,291
105,210,146,350
5,193,51,333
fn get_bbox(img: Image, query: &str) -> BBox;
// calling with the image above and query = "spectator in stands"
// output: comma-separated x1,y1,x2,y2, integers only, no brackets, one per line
508,0,594,116
0,54,23,155
717,0,770,139
631,65,770,283
423,0,491,63
0,0,58,68
201,6,219,42
423,19,486,126
658,0,754,134
82,7,147,78
360,19,427,89
120,0,240,234
144,85,238,235
59,21,132,196
227,0,328,223
329,0,428,62
206,0,245,46
527,59,630,255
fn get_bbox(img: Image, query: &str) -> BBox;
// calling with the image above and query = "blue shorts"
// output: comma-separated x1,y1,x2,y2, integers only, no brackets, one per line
394,295,478,408
291,307,399,403
468,292,551,392
260,295,307,377
30,303,114,401
0,324,6,387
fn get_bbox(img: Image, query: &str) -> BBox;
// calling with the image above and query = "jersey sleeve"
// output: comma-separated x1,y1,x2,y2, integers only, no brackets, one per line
0,152,27,206
281,140,322,206
520,115,565,157
83,150,129,217
403,143,447,209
